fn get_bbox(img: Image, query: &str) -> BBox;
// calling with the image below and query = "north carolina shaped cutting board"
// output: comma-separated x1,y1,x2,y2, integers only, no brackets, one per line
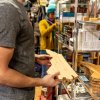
46,50,78,80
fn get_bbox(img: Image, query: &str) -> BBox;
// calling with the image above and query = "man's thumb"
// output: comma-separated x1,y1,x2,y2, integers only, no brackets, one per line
52,72,60,78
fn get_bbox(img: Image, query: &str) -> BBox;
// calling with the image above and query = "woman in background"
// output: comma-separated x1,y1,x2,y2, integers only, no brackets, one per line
39,4,58,77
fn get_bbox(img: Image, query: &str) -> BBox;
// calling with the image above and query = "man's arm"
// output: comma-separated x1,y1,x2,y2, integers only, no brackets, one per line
0,47,60,88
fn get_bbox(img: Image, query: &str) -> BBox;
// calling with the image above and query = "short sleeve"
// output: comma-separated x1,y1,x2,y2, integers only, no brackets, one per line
0,3,20,48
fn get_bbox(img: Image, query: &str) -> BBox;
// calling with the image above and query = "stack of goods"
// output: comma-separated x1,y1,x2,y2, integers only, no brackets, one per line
63,25,73,38
90,72,100,97
80,62,100,98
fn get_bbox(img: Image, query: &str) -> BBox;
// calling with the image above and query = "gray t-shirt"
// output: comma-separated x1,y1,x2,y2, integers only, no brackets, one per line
0,1,34,77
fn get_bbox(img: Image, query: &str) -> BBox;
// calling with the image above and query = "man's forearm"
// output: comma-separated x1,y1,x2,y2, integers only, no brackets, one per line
0,68,44,88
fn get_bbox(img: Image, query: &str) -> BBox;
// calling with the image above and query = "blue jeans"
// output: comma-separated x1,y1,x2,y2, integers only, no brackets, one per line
0,85,34,100
40,50,47,77
34,62,42,77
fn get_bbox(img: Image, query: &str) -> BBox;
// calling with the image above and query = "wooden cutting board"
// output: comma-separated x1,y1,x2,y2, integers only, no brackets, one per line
46,50,78,80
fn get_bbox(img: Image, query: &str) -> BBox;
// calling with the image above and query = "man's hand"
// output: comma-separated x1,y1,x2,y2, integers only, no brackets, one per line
42,72,61,87
35,54,52,67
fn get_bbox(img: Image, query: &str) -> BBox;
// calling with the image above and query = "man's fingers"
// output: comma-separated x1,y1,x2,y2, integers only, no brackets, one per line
44,55,52,60
52,72,60,78
47,63,52,67
38,55,52,60
53,79,61,86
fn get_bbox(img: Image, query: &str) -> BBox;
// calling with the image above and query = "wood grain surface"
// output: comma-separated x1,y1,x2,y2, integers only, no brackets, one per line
46,50,78,80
